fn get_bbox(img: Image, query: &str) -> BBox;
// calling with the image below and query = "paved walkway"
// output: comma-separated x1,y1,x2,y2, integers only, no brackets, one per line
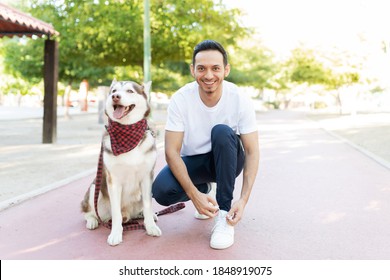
0,107,389,259
308,112,390,168
0,106,166,208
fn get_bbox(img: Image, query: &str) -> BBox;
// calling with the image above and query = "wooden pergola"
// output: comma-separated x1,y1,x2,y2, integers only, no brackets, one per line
0,2,59,143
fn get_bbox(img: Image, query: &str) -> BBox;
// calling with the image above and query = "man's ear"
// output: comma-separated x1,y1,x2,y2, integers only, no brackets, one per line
190,64,195,77
224,64,231,78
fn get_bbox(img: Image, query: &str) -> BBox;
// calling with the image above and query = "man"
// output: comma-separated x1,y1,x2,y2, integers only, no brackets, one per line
152,40,259,250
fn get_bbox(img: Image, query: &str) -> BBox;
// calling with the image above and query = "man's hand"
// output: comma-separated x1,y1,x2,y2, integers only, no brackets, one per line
165,130,219,218
226,199,246,226
190,190,219,218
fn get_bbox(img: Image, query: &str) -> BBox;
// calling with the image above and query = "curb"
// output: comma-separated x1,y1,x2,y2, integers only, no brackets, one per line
0,142,166,212
307,116,390,171
320,128,390,170
0,168,96,212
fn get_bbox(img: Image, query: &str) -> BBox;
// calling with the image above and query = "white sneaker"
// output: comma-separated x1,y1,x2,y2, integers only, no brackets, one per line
194,182,217,220
194,211,211,220
210,210,234,250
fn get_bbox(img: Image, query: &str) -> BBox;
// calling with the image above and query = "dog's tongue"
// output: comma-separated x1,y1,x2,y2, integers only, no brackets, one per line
113,105,126,119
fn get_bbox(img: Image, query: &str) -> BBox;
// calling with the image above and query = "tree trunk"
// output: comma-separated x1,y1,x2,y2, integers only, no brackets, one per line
79,79,89,112
64,83,72,119
336,90,343,115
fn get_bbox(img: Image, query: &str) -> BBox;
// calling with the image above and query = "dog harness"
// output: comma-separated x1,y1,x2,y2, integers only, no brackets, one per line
93,118,185,231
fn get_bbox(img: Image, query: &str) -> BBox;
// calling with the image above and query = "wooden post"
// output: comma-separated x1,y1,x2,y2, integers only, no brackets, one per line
42,39,59,143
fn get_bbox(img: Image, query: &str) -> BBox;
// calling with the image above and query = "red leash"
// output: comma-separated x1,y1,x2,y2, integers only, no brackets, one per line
95,202,186,231
93,131,185,231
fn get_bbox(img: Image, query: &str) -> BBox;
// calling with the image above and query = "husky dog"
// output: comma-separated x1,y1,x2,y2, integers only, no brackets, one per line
81,79,161,246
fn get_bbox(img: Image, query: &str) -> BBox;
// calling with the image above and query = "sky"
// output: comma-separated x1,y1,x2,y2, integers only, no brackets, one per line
223,0,390,55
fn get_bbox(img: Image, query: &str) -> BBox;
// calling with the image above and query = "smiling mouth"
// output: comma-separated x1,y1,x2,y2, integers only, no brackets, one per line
113,104,135,119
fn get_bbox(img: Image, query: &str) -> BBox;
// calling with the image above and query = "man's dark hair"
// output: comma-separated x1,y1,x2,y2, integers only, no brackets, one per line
192,40,228,66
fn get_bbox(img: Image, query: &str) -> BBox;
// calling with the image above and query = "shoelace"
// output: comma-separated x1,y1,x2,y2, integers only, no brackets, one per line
212,213,230,233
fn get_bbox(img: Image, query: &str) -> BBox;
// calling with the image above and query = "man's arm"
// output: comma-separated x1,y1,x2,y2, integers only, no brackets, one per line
227,130,259,225
165,130,219,218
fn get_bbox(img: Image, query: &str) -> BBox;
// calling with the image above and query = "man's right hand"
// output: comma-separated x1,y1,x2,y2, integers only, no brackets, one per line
189,190,219,218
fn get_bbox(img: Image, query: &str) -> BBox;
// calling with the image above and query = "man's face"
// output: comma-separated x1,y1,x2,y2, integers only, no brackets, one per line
190,50,230,96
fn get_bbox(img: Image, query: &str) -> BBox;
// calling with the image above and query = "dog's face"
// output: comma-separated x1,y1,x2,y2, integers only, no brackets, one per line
105,79,151,124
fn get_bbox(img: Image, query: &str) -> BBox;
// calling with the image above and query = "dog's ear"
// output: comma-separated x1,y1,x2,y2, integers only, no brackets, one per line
143,81,152,96
110,78,117,89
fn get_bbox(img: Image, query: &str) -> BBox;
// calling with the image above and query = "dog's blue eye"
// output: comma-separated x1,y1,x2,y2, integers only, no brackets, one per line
112,89,117,93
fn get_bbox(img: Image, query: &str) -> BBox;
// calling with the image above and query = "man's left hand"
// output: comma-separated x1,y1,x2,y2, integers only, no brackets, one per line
226,199,246,226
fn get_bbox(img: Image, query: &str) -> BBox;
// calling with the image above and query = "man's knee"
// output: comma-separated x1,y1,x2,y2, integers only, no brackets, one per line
152,175,186,206
152,183,172,206
211,124,236,146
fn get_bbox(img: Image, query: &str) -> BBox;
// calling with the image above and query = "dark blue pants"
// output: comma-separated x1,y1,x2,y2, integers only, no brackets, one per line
152,124,245,211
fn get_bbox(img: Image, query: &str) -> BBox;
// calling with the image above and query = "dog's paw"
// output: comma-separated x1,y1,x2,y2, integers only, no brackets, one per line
85,216,99,230
145,223,162,237
107,231,123,246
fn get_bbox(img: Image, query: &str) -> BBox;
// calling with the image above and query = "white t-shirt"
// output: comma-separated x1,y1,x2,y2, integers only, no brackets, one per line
165,80,257,156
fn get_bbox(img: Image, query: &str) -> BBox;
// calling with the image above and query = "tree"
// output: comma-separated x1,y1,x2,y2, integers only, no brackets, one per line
150,0,249,64
227,39,278,94
263,47,330,108
1,0,251,94
325,61,360,114
287,47,330,85
279,46,361,111
0,38,44,104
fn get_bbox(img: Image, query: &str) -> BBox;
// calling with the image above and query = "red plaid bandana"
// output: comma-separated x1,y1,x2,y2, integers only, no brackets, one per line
106,118,147,156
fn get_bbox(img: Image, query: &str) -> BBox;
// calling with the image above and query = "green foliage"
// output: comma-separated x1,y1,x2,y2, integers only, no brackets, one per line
0,73,42,96
2,37,43,84
0,0,251,92
1,1,364,98
151,64,193,95
370,85,385,94
287,48,329,85
228,41,278,90
150,0,249,63
326,71,360,90
110,63,192,95
113,65,144,83
268,65,291,91
283,46,361,92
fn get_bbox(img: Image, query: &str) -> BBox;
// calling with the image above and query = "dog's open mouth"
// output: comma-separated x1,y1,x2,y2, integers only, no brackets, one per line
113,104,135,119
